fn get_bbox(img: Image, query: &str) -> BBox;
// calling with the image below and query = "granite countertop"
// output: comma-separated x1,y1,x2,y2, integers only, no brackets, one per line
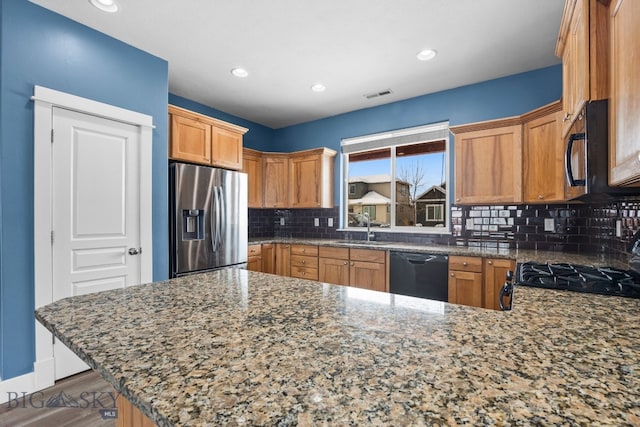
249,237,629,269
36,269,640,426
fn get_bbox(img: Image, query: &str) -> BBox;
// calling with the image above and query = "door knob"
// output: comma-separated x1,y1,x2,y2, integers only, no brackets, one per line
128,248,141,255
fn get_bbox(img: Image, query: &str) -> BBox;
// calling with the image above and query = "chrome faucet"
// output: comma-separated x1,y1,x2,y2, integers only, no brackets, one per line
363,212,375,242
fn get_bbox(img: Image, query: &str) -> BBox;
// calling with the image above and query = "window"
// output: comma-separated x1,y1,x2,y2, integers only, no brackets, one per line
341,122,449,232
426,204,444,221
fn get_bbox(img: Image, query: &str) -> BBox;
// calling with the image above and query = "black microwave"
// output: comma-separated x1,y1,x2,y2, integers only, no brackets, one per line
565,99,639,202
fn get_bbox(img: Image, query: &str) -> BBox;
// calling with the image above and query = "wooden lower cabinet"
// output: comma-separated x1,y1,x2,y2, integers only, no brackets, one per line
318,247,350,286
275,243,291,277
349,249,387,292
116,395,156,427
261,243,275,274
247,244,262,272
448,255,515,310
448,270,483,308
484,258,516,311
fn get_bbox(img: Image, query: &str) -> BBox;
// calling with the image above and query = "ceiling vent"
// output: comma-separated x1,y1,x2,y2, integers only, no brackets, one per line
364,89,393,100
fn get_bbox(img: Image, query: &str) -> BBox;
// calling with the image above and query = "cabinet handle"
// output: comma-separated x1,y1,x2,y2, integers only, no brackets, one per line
450,273,455,277
302,260,306,264
488,260,493,265
343,262,348,265
456,198,461,202
562,112,572,122
350,262,354,266
463,262,468,266
538,195,544,200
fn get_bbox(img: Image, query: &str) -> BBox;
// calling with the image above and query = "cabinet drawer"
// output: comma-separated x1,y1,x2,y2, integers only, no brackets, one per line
318,246,349,260
248,244,262,256
349,248,385,263
449,256,482,273
291,255,318,269
291,244,319,256
291,266,318,281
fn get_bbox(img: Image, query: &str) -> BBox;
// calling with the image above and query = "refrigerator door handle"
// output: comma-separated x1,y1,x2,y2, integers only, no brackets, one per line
220,187,226,246
215,186,222,250
211,187,217,252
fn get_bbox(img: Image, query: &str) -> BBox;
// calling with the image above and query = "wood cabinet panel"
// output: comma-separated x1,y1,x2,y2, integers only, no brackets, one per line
247,244,262,272
484,258,516,311
275,243,291,277
319,257,350,285
211,126,243,170
289,150,335,208
116,395,155,427
262,243,275,274
291,266,318,281
291,245,319,257
350,261,386,292
448,270,483,308
291,255,318,269
169,114,212,164
349,248,385,263
609,0,640,185
318,246,349,260
242,148,263,208
263,155,290,208
449,256,483,273
523,106,566,203
453,124,523,205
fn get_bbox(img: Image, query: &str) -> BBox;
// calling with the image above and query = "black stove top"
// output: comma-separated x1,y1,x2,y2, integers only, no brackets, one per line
515,262,640,298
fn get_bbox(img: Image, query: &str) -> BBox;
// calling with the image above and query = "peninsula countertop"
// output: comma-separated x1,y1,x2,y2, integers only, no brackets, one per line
36,269,640,426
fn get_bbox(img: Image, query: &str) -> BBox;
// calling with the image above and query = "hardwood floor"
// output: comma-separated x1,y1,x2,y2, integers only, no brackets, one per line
0,370,116,427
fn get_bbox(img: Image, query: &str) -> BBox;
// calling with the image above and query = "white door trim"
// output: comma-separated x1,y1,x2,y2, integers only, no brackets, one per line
31,85,154,393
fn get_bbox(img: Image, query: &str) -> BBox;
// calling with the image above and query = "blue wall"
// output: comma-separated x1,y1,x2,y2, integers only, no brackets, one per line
273,65,562,204
169,94,274,151
0,0,169,380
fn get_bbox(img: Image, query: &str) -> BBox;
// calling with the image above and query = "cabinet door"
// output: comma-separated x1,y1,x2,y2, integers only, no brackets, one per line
609,0,640,185
275,243,291,277
448,270,483,308
170,114,211,165
263,156,290,208
483,258,515,311
454,125,522,204
262,243,275,274
319,258,350,286
247,256,262,271
562,0,589,135
350,261,386,292
242,150,263,208
211,126,243,171
290,154,322,208
523,109,566,203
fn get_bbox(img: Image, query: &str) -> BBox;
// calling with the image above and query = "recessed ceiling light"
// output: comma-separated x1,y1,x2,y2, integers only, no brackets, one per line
416,49,437,61
311,83,326,93
231,68,249,78
89,0,118,13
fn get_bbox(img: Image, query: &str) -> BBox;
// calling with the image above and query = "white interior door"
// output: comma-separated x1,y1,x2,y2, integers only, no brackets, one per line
51,107,141,380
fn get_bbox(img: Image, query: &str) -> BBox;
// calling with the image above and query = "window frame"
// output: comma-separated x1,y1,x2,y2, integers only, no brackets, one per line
425,204,444,222
339,122,450,234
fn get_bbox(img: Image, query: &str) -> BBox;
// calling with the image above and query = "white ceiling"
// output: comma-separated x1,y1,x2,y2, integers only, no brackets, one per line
29,0,564,129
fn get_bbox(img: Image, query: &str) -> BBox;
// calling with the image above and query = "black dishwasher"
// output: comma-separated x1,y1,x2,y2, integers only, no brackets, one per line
389,252,448,301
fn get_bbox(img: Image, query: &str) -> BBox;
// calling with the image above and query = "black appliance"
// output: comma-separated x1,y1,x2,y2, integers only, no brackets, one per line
389,252,448,301
513,262,640,299
565,99,640,201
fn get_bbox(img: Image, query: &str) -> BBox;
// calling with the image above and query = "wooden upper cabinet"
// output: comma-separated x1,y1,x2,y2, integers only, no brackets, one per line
522,102,566,203
263,154,290,208
168,105,248,170
556,0,610,136
289,148,336,208
211,126,243,170
609,0,640,186
451,121,523,205
242,148,264,208
170,113,212,164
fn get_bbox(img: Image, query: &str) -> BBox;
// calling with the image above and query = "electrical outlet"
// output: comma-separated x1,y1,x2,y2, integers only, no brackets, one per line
314,218,319,227
328,218,333,227
544,218,555,232
280,217,285,226
616,220,622,237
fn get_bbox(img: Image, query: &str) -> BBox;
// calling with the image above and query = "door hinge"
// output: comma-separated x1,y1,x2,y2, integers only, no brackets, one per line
50,129,54,143
51,230,55,244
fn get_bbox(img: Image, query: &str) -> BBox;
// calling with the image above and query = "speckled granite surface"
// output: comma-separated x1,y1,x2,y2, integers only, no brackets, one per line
250,237,630,269
36,269,640,426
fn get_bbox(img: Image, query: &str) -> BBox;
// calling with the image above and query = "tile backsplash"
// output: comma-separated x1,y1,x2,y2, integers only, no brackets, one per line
249,199,640,260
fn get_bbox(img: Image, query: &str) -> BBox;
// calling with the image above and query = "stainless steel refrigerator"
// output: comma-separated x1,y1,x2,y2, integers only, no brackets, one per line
170,162,248,277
